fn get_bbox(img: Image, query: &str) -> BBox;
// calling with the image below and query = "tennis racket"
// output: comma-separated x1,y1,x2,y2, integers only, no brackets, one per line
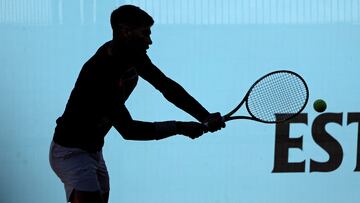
222,70,309,124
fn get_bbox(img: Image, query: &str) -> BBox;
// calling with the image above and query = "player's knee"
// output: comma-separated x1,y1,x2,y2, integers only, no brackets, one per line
71,190,104,203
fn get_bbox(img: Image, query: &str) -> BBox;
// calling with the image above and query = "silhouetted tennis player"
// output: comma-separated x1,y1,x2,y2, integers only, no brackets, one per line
49,5,225,203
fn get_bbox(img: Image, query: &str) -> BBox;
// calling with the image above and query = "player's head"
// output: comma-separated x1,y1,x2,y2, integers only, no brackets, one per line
110,5,154,49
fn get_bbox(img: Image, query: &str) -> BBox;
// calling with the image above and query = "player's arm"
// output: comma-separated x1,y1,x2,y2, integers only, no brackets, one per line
137,57,209,121
101,68,203,140
108,104,204,140
137,56,225,132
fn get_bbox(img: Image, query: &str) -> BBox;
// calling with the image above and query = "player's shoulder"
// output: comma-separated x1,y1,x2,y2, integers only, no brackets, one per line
95,41,112,58
87,41,116,67
79,42,111,74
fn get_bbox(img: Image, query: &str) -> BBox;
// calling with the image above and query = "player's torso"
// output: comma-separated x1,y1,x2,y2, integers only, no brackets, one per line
56,45,142,135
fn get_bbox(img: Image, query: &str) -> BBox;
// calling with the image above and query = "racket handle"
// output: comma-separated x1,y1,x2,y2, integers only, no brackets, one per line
203,116,225,133
203,116,225,127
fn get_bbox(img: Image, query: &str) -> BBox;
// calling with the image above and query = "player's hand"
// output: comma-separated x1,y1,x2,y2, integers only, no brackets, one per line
176,121,205,139
203,112,226,133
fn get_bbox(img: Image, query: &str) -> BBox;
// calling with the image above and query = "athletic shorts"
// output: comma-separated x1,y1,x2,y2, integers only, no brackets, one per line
49,141,110,202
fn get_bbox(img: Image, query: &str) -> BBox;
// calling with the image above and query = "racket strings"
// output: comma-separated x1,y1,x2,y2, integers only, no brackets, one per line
247,72,308,122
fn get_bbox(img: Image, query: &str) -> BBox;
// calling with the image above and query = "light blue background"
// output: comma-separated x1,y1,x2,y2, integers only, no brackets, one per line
1,0,360,202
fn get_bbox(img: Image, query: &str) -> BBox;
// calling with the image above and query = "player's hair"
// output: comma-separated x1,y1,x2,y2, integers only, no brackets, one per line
110,5,154,33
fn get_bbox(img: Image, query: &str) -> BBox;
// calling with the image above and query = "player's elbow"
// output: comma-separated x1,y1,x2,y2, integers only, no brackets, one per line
114,122,156,141
119,129,154,141
119,129,133,140
117,128,142,141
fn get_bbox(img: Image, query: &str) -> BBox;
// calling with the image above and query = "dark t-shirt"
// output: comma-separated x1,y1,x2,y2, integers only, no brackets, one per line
53,41,209,152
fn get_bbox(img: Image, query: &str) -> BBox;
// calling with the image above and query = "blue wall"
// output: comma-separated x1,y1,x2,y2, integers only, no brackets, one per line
1,1,360,202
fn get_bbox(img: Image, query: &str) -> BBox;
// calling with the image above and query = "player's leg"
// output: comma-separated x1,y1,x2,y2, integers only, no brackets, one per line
102,191,109,203
49,141,108,203
70,150,110,203
71,190,104,203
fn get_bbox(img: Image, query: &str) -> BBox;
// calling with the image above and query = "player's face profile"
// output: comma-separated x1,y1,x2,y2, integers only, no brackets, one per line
131,26,152,49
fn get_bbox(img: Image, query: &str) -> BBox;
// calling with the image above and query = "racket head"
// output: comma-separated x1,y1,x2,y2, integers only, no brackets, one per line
244,70,309,123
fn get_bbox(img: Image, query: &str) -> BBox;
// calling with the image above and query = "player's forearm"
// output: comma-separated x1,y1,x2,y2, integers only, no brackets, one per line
138,61,210,122
161,79,210,122
115,120,178,141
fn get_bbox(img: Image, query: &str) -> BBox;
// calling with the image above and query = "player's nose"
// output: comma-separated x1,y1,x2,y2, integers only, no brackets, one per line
147,37,152,45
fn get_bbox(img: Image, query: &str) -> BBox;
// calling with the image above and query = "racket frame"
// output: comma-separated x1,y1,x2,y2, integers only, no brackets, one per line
223,70,309,124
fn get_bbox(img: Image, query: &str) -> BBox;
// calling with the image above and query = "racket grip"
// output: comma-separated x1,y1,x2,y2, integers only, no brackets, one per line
203,116,225,126
203,116,225,133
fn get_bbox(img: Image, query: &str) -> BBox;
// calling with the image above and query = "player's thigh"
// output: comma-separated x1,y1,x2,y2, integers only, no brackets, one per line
102,191,109,203
71,190,104,203
50,142,106,202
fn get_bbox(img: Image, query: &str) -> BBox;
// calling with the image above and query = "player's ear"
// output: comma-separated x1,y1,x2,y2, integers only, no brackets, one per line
114,24,132,39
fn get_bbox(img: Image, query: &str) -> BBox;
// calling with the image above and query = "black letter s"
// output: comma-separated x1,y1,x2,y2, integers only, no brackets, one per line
310,113,343,172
